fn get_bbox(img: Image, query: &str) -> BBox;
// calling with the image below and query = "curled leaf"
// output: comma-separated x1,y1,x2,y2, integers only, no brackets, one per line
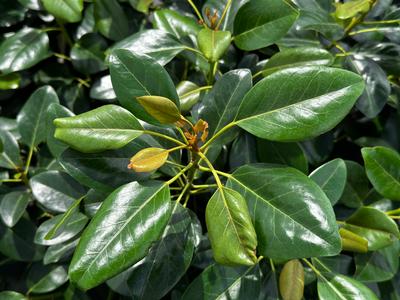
339,228,368,253
128,147,169,172
137,95,181,124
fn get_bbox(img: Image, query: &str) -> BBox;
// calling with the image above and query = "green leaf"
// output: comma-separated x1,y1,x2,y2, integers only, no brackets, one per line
279,259,304,300
109,29,185,66
0,217,44,261
70,33,107,75
235,67,365,142
342,207,400,251
0,130,23,170
226,164,341,260
318,273,379,300
177,81,201,112
94,0,129,41
43,238,79,265
54,105,143,153
0,27,49,74
42,0,83,23
0,73,21,90
198,69,252,145
202,0,248,32
69,181,172,290
34,212,88,246
206,187,257,266
128,147,169,173
153,9,201,39
182,263,262,300
354,241,400,282
109,49,179,124
262,47,334,76
0,291,27,300
339,228,368,253
46,103,74,158
0,191,30,227
197,28,231,62
27,264,68,294
30,170,86,213
17,85,59,147
257,140,308,174
309,158,347,205
125,204,197,299
345,57,390,118
90,75,116,102
335,0,370,20
338,161,369,208
233,0,299,51
362,146,400,201
229,132,257,170
137,95,181,124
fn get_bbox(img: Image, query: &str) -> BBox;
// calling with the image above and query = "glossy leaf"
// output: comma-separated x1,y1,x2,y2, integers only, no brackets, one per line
206,187,257,266
137,96,181,124
0,191,30,227
94,0,129,41
262,47,334,76
126,204,197,299
339,161,369,208
128,147,169,172
69,181,171,290
233,0,298,50
309,158,347,205
197,28,231,62
0,27,49,74
226,164,341,260
342,207,400,251
339,228,368,253
0,291,27,300
27,264,68,294
54,105,143,153
257,139,308,174
42,0,83,23
177,81,201,112
229,132,257,170
0,73,21,90
235,67,365,142
0,130,22,170
153,9,201,39
109,49,179,123
17,85,59,147
110,29,185,66
335,0,370,20
30,170,86,213
90,75,116,102
279,259,304,300
362,146,400,201
345,57,390,118
44,239,79,265
198,69,252,145
182,263,262,300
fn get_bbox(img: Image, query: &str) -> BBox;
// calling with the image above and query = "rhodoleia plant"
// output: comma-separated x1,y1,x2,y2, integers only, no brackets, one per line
0,0,400,299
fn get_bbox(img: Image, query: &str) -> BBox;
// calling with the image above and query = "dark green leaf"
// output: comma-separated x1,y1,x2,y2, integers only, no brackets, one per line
176,81,200,112
235,67,365,142
17,85,59,147
309,158,347,205
27,264,68,294
0,130,22,170
229,132,257,170
0,191,30,227
362,146,400,201
43,238,79,265
30,170,86,213
90,75,116,102
0,27,49,74
227,164,341,260
233,0,298,50
0,291,27,300
54,105,143,153
206,187,257,266
153,9,201,39
42,0,83,23
109,49,179,123
69,181,172,290
339,161,369,208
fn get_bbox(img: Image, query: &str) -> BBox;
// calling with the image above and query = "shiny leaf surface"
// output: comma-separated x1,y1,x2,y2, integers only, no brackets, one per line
0,191,30,227
42,0,83,23
279,259,304,300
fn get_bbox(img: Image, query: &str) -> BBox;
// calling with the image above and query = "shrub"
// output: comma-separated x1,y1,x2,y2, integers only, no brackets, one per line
0,0,399,299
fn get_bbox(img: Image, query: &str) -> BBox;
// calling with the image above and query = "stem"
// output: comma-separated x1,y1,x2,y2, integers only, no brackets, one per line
192,183,218,189
166,160,186,169
41,27,62,32
76,77,91,88
142,130,187,146
53,52,72,61
187,0,206,26
184,46,207,58
198,166,232,178
362,19,400,25
180,85,213,99
165,162,193,185
24,147,34,176
269,259,276,272
215,0,233,30
176,127,189,144
0,178,22,183
197,152,223,189
200,122,236,150
390,215,400,219
177,183,191,204
349,27,391,36
252,70,263,79
302,259,322,277
207,61,218,84
57,20,73,47
386,208,400,216
167,145,188,153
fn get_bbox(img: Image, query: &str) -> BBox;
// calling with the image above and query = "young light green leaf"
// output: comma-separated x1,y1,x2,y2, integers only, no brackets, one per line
361,146,400,201
235,66,365,142
42,0,83,23
154,9,201,39
233,0,298,50
279,259,304,300
206,187,258,266
197,28,231,62
137,95,181,124
339,228,368,253
17,85,59,147
54,105,143,153
0,27,50,74
226,164,341,260
335,0,370,20
109,49,179,124
128,147,169,173
69,181,172,290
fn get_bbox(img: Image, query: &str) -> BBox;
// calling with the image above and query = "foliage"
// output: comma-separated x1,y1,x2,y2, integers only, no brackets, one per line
0,0,399,299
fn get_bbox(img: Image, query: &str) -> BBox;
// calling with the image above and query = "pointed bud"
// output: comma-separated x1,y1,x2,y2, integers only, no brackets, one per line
197,28,231,62
339,228,368,253
128,147,168,172
137,95,181,124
